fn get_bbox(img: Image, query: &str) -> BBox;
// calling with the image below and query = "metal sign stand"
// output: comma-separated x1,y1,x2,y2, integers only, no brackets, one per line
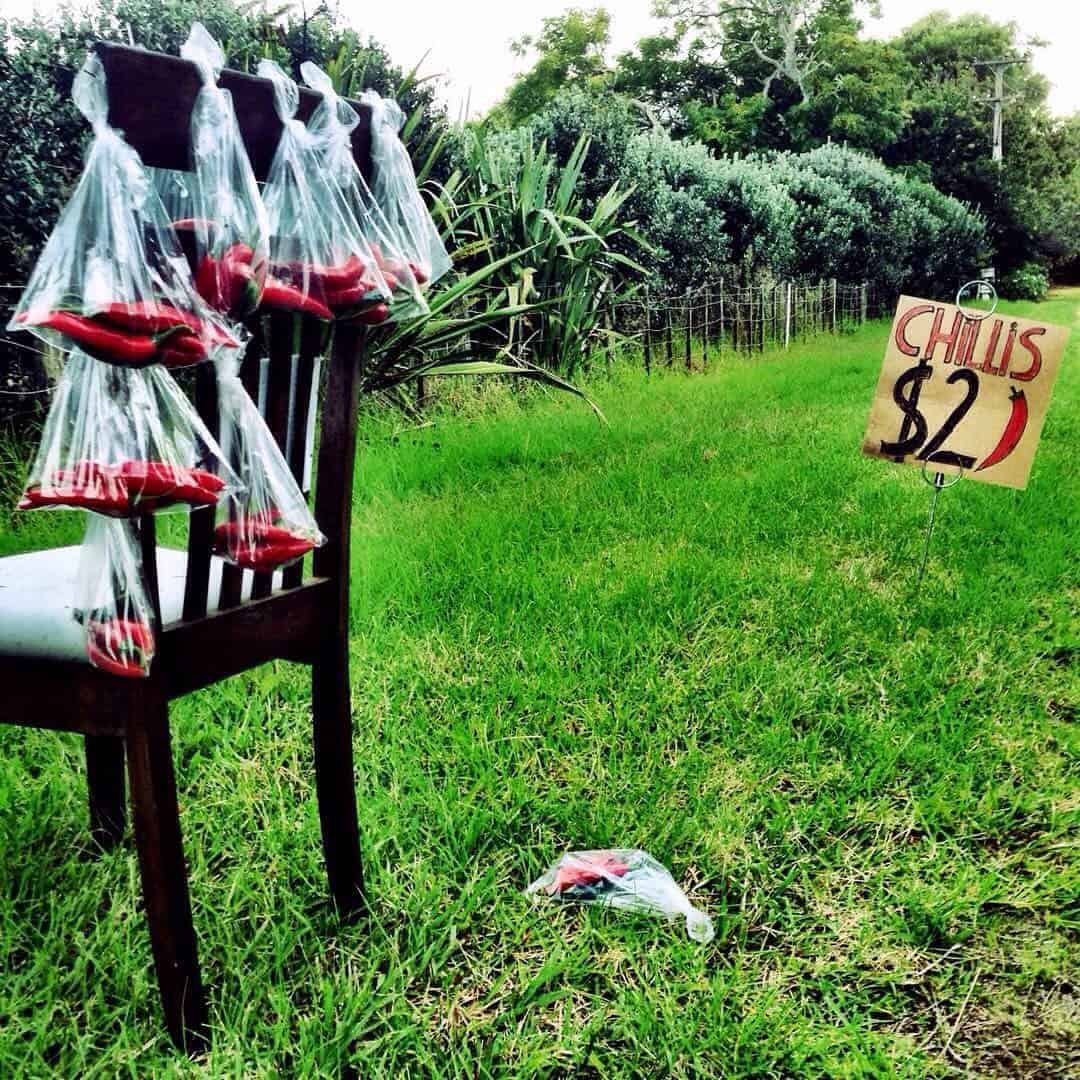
913,464,962,598
910,281,998,601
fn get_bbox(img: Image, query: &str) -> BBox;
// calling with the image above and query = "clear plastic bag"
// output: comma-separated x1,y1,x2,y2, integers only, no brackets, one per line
76,515,156,678
256,59,391,323
300,62,428,323
361,90,452,289
527,849,715,943
153,24,269,321
211,354,324,571
7,52,240,367
19,349,238,516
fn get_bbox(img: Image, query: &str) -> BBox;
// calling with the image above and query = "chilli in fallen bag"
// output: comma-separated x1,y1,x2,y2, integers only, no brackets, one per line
301,62,428,324
76,516,156,678
211,353,324,572
154,23,269,321
256,60,391,323
19,349,239,516
361,90,452,290
7,53,238,367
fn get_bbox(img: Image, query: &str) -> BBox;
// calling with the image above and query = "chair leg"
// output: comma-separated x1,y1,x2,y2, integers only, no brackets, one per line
125,692,209,1053
312,640,364,917
85,734,126,849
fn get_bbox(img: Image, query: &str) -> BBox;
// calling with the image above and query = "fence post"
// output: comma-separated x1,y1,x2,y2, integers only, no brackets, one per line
665,303,674,366
831,279,837,332
860,283,868,324
702,286,710,366
784,282,792,349
719,278,725,357
684,291,692,371
643,289,652,375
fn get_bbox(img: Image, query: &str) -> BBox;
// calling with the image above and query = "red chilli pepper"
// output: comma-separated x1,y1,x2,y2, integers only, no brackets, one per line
16,310,158,365
86,617,153,678
156,331,208,369
550,854,630,894
976,388,1028,472
347,302,391,326
261,278,333,320
118,461,225,506
212,519,315,570
325,283,377,310
409,262,430,285
170,217,218,232
270,255,365,289
93,301,201,335
19,461,129,514
223,242,255,266
213,520,305,545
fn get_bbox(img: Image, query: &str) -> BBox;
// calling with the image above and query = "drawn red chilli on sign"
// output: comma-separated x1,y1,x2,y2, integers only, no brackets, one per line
862,296,1069,490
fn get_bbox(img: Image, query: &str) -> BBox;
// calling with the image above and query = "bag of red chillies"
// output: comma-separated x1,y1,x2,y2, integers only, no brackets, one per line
19,349,239,517
153,24,269,321
256,59,392,323
75,516,156,678
6,53,238,368
361,89,453,291
301,62,428,324
210,353,324,572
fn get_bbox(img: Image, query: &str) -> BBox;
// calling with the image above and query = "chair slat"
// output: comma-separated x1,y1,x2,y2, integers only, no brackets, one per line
139,514,163,630
281,319,324,590
250,312,294,599
183,365,218,622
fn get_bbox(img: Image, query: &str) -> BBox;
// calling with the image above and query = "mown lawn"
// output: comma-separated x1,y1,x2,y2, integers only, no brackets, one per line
0,291,1076,1077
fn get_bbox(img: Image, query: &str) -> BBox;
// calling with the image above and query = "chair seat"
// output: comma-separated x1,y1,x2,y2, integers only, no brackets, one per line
0,545,276,662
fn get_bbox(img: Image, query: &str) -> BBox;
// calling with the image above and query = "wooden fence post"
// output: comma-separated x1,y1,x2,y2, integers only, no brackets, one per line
860,283,868,324
643,289,652,374
831,278,837,332
719,278,725,357
665,303,674,366
702,285,710,366
684,291,692,371
784,282,792,349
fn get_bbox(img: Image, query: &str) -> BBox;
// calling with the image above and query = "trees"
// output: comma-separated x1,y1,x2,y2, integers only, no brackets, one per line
498,8,612,127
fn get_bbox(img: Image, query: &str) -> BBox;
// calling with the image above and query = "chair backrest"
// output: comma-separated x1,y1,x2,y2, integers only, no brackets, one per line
93,43,369,621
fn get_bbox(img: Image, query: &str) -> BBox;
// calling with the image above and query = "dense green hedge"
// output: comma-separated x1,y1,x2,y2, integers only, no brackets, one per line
525,91,988,300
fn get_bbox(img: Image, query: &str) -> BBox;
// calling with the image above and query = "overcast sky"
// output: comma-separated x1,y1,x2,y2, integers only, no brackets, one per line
2,1,1078,116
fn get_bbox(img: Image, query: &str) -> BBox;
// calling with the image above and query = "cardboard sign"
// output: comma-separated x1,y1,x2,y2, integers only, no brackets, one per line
863,295,1070,489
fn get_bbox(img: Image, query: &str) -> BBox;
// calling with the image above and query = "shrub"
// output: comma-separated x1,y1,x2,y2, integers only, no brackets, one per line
998,261,1050,301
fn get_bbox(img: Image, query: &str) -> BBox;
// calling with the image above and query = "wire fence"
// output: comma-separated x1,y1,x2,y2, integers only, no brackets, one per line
0,277,889,423
527,277,883,374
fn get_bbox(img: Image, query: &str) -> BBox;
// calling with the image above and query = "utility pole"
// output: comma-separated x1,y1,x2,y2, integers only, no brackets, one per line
974,58,1022,165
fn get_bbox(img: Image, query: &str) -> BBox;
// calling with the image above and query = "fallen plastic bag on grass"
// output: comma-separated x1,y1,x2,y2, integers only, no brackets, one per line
256,59,391,322
7,52,238,367
154,23,269,321
300,61,427,322
361,89,452,290
19,349,238,515
76,515,156,678
527,849,715,944
211,352,325,571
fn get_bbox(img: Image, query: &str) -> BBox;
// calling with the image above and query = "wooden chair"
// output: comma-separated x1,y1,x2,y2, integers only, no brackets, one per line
0,44,371,1052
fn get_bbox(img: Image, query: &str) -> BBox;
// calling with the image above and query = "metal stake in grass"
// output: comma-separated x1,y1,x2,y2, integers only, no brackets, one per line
914,465,961,599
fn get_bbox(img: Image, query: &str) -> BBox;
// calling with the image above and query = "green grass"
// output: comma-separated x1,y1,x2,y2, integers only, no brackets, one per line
1,291,1077,1077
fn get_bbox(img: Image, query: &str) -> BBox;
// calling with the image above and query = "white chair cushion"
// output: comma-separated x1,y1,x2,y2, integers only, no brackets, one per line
0,545,275,662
